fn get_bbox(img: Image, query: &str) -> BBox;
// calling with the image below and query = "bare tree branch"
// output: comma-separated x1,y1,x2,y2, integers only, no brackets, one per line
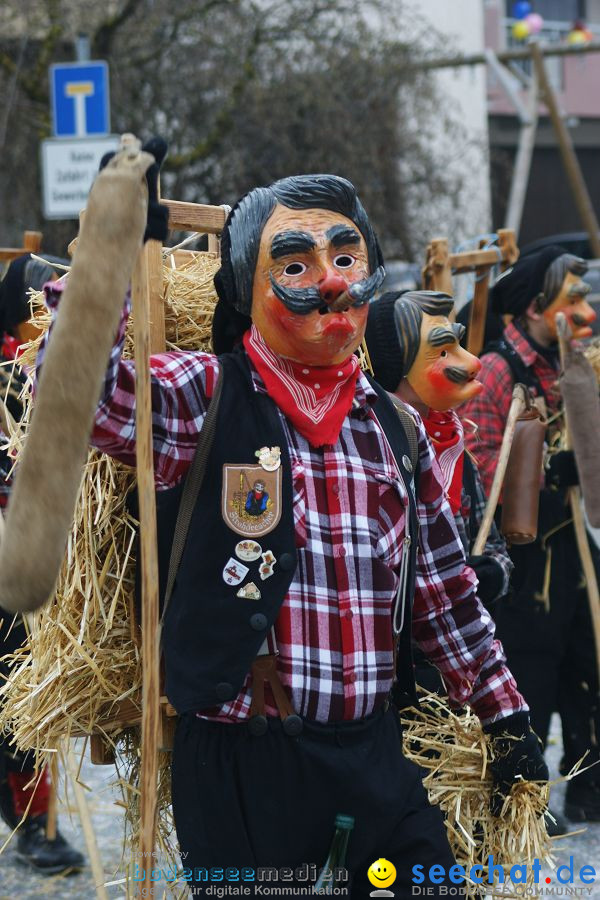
91,0,145,58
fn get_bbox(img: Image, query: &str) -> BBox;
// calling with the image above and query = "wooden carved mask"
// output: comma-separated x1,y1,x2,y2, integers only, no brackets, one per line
542,271,596,341
406,313,483,412
251,205,375,366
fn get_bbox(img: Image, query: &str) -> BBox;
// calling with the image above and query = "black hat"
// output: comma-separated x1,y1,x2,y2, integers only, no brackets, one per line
491,244,568,317
364,292,405,391
211,201,251,354
0,253,55,335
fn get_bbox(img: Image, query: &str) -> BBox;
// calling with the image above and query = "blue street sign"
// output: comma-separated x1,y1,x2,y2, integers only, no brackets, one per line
50,61,110,138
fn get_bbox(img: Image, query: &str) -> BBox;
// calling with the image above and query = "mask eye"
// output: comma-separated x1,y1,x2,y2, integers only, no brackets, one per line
282,261,307,277
441,350,448,358
333,254,355,270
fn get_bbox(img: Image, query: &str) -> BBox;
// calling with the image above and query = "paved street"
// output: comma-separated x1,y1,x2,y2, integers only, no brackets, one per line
0,720,598,899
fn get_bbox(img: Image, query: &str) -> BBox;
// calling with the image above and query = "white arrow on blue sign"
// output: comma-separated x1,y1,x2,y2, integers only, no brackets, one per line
50,61,110,138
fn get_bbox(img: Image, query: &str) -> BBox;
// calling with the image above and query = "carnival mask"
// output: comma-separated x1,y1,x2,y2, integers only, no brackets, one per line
251,205,384,366
541,271,596,341
406,314,482,412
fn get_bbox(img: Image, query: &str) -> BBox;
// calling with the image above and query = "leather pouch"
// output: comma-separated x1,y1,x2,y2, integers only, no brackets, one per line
501,405,546,544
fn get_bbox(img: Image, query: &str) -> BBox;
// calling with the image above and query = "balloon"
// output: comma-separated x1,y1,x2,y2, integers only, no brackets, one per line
525,12,543,34
567,28,590,45
512,20,531,40
512,1,532,19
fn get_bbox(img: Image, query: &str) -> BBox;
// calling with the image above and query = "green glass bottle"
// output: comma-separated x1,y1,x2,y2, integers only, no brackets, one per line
314,813,355,893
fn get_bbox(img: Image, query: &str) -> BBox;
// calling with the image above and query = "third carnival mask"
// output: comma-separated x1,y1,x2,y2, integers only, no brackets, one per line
406,313,482,412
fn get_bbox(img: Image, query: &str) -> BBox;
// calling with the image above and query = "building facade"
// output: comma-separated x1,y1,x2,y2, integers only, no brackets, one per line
486,0,600,248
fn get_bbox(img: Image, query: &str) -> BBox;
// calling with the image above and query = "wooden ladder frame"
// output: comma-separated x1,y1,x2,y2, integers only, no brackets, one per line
421,229,520,357
85,200,227,763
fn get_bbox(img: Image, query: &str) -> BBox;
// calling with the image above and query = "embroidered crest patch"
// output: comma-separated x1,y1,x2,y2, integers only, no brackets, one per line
222,464,282,538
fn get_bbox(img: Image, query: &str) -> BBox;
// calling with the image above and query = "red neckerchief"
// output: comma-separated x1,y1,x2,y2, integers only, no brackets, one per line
243,325,360,448
423,408,464,515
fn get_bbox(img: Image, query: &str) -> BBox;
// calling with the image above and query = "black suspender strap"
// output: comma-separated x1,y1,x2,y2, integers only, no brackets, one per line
388,394,419,474
161,366,224,624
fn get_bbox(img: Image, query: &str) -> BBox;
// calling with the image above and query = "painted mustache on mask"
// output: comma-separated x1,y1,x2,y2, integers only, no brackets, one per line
444,366,471,385
269,266,386,315
571,312,592,327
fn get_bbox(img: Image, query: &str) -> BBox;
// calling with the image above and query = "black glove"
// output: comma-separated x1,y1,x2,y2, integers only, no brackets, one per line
545,449,578,489
98,136,169,244
467,555,505,608
484,712,549,817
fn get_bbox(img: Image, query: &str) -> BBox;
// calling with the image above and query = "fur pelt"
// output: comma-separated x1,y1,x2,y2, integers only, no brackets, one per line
0,143,153,612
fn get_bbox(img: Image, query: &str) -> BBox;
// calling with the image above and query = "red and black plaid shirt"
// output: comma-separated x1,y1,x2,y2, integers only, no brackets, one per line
36,284,526,726
463,321,561,497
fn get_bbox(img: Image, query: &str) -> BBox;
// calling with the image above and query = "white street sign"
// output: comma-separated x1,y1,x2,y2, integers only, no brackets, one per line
41,136,119,220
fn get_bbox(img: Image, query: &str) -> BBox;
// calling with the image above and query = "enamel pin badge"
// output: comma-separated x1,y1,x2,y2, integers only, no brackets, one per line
255,446,281,472
259,550,277,581
237,582,261,600
222,464,282,538
235,540,262,562
222,557,250,586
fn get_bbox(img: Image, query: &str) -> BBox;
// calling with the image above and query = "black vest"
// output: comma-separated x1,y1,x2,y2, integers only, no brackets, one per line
159,350,419,715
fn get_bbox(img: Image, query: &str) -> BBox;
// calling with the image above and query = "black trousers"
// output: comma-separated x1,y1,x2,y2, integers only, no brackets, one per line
495,520,600,784
171,706,457,899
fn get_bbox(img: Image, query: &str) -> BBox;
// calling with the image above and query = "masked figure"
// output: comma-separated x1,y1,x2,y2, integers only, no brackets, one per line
463,245,600,824
366,290,512,612
0,255,84,874
36,174,547,895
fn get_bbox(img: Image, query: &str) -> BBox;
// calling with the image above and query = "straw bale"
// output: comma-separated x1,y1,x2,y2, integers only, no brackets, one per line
401,694,556,898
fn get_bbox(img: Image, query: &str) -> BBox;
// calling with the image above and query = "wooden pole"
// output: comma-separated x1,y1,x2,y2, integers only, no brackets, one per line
556,314,600,687
466,265,490,358
22,231,42,254
485,48,532,124
132,245,161,890
466,237,491,358
505,69,539,237
472,384,528,555
146,241,165,353
496,229,520,272
45,755,59,841
411,39,600,73
65,746,109,900
422,238,453,294
530,42,600,259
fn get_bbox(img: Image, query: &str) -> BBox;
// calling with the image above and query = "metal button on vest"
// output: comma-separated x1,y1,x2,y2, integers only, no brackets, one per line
279,552,296,571
282,715,303,736
215,682,234,701
250,613,268,631
248,715,268,736
402,454,413,473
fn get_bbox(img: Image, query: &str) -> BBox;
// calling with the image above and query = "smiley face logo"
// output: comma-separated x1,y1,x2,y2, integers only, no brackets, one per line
368,858,397,895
